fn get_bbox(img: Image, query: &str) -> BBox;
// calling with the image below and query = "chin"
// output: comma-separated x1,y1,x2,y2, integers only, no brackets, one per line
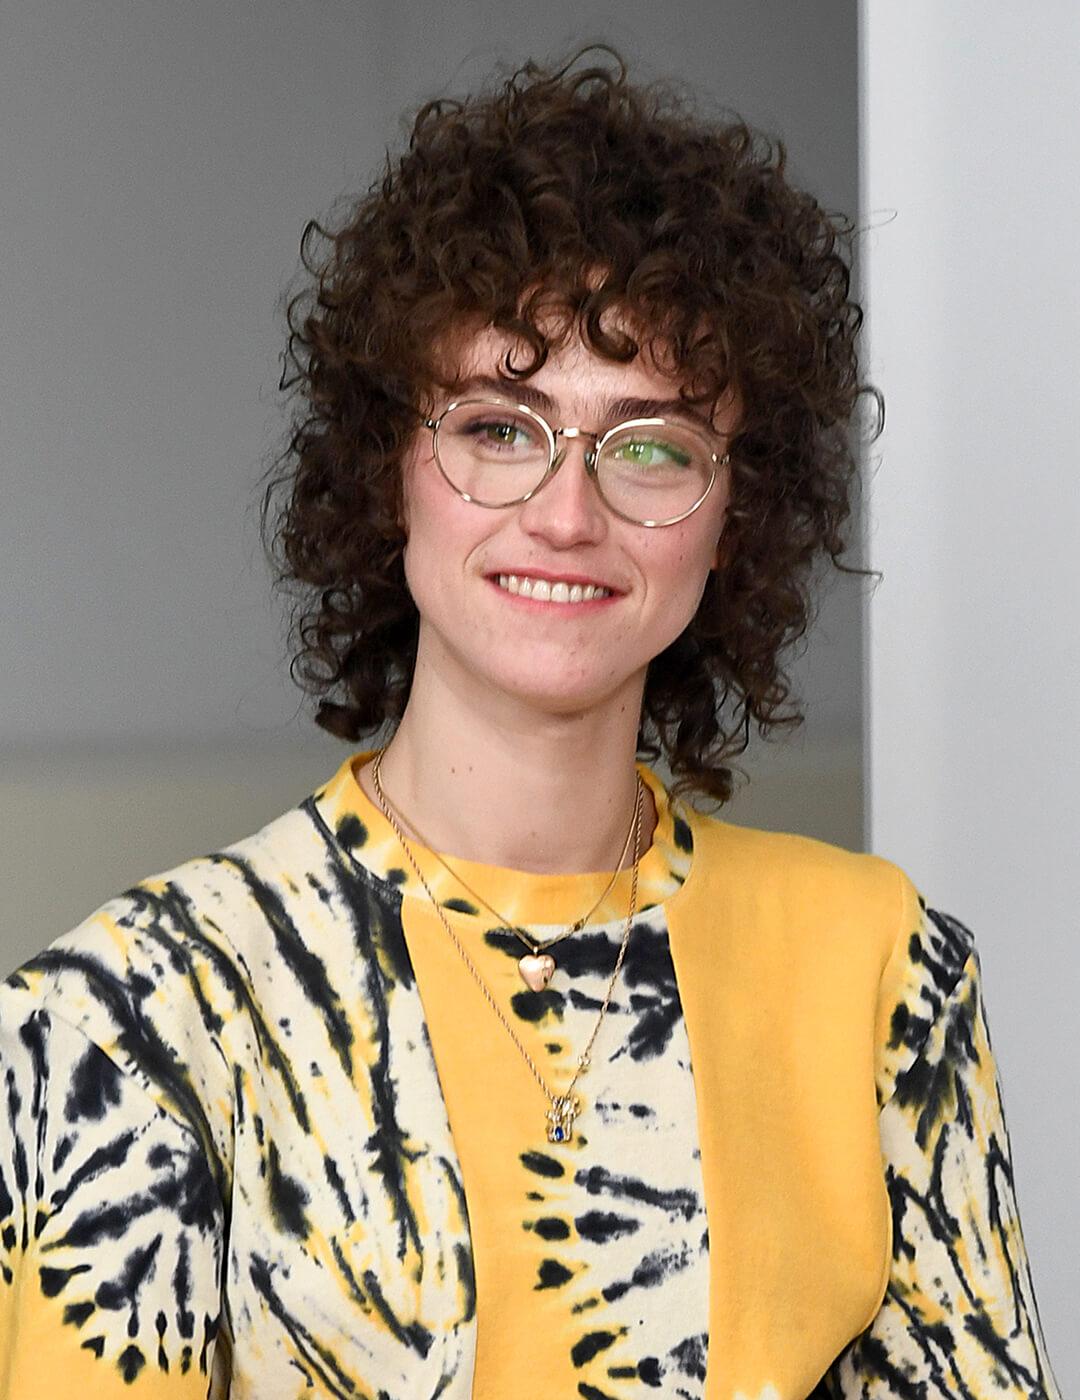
487,663,644,717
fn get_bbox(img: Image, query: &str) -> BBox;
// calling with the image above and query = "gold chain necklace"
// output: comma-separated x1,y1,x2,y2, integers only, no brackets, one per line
371,769,638,992
370,748,644,1143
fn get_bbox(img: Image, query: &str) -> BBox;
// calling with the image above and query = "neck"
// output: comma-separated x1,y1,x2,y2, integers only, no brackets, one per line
359,649,658,876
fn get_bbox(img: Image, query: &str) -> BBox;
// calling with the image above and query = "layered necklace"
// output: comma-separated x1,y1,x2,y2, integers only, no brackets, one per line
370,748,645,1143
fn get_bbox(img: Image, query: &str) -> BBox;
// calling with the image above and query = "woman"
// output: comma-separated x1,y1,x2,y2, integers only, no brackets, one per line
0,49,1061,1400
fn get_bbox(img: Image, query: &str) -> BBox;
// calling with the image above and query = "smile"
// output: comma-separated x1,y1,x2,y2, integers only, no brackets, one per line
494,574,613,603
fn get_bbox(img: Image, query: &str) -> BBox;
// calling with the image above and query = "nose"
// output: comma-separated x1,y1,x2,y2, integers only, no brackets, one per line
516,434,609,548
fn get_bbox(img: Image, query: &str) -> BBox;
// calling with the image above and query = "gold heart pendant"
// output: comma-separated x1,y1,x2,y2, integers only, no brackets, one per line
519,953,556,991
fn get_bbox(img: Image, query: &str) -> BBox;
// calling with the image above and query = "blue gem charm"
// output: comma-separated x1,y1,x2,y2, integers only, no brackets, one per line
546,1094,581,1143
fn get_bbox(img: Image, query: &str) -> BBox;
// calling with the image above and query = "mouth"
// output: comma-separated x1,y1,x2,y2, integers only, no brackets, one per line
487,572,617,605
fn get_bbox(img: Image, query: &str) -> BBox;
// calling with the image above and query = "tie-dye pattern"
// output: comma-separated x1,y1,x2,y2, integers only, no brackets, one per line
0,753,1060,1399
818,909,1061,1399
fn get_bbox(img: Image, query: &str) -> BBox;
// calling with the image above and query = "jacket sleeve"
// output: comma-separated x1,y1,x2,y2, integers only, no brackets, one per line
0,991,227,1399
823,912,1062,1399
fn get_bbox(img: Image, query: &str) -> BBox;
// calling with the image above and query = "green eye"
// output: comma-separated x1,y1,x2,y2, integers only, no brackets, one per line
475,420,529,447
613,437,692,469
459,414,546,455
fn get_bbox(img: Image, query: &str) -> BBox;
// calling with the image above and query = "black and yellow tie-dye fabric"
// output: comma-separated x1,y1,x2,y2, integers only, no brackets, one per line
0,753,1061,1399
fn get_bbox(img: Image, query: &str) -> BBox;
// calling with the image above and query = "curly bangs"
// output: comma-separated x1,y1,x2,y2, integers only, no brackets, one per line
260,45,878,806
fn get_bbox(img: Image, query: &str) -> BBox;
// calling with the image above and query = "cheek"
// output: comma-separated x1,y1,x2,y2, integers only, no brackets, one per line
646,529,719,604
636,528,721,651
400,451,444,602
401,442,453,551
400,452,492,603
398,439,430,538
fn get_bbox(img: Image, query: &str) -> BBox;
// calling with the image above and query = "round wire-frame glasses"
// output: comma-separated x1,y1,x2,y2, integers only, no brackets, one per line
423,397,730,528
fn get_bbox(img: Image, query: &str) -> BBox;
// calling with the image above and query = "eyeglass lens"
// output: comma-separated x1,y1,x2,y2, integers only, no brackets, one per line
434,401,715,524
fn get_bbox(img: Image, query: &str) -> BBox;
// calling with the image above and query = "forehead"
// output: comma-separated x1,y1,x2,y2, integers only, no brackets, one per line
437,322,696,410
427,319,742,439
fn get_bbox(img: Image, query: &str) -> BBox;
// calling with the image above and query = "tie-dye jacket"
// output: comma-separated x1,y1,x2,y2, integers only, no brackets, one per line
0,755,1062,1398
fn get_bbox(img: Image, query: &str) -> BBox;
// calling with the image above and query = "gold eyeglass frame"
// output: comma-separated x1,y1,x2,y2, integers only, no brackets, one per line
423,396,730,528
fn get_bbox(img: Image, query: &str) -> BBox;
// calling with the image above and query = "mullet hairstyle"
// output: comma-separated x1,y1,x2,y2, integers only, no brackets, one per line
260,45,881,806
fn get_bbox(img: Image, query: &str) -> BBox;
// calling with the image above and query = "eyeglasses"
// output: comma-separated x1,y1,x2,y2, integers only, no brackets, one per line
423,398,729,527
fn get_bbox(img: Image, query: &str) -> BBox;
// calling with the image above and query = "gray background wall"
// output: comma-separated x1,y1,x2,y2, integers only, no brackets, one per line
8,0,1066,1384
2,0,864,938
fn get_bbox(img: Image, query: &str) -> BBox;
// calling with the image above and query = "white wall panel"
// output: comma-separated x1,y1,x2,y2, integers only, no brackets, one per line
861,3,1078,1385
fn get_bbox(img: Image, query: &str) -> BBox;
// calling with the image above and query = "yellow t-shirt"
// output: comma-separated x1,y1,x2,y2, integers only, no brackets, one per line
0,753,1061,1398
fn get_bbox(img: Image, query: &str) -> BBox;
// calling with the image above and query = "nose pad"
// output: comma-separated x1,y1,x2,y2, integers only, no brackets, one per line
520,436,606,540
546,438,598,489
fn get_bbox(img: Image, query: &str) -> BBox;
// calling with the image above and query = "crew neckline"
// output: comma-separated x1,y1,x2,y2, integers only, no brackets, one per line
310,749,695,929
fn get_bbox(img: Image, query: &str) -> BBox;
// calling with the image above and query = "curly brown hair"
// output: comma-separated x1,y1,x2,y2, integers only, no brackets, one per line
259,46,880,807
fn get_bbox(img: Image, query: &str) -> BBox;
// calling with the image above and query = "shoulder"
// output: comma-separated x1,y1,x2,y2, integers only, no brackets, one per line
676,804,977,1100
679,801,921,963
1,795,333,1162
874,889,980,1108
5,791,337,1005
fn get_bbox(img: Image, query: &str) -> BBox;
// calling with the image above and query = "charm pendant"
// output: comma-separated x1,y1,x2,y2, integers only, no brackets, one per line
519,952,556,991
546,1094,581,1143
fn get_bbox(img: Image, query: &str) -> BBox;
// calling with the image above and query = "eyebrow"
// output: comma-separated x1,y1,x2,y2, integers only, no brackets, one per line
452,374,718,434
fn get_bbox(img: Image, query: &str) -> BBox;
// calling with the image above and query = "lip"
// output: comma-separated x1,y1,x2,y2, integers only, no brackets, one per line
484,567,623,593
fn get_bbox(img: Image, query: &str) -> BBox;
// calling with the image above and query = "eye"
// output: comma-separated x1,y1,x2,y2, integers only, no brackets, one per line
609,436,693,469
480,420,526,446
463,416,537,451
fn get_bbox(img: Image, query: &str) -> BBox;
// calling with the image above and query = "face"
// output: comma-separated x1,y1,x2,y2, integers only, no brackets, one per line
399,324,735,721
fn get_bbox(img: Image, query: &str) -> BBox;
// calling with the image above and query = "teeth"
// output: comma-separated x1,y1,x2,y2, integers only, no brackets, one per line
495,574,611,603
